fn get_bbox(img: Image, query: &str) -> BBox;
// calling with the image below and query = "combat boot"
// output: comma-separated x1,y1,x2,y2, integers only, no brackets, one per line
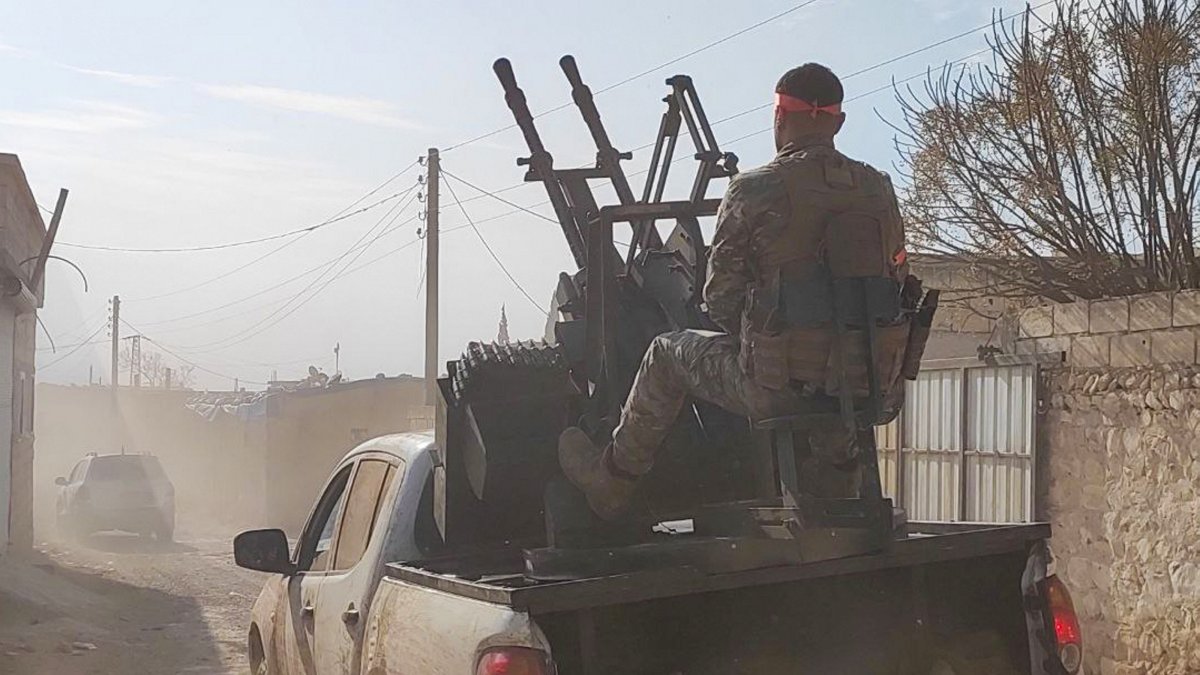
557,426,637,521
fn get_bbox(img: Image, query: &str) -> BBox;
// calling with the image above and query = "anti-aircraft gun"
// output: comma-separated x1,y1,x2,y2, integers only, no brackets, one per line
434,56,906,577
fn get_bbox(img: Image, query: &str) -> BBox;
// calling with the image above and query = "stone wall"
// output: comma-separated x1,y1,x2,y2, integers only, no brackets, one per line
1015,291,1200,368
1043,366,1200,675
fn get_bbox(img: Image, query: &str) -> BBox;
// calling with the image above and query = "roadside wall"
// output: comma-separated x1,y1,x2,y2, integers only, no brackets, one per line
34,385,265,537
263,377,431,533
1016,292,1200,674
1014,290,1200,368
35,378,434,539
1043,366,1200,675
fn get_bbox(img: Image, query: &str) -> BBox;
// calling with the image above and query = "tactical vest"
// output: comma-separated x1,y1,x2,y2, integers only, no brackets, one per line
737,145,930,412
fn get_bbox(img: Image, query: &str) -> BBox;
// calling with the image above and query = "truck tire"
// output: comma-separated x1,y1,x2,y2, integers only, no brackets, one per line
451,340,568,404
928,630,1020,675
155,516,174,543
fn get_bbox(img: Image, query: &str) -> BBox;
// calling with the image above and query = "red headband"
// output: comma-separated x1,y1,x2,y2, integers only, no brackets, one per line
774,92,842,118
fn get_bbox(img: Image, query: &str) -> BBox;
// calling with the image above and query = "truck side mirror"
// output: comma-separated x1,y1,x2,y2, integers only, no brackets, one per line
54,477,67,486
234,529,296,575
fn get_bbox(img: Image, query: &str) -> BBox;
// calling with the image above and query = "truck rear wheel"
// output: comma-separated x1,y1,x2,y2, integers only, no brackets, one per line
928,630,1020,675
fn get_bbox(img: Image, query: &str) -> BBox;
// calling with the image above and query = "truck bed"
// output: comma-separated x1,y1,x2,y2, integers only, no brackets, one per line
386,521,1049,615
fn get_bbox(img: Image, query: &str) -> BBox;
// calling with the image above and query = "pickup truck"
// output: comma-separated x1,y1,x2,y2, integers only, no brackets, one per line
234,431,1083,675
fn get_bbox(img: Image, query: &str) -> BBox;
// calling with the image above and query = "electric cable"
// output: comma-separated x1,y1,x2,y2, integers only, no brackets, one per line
441,168,548,315
38,324,105,370
58,159,421,253
443,0,824,152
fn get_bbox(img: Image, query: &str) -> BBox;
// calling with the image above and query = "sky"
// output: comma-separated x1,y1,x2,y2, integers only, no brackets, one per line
0,0,1041,390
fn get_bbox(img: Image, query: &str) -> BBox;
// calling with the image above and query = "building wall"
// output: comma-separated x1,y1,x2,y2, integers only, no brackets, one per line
0,303,12,549
9,312,36,550
0,154,45,555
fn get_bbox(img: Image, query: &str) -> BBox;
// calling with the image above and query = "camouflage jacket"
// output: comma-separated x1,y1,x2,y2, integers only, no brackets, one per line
702,135,901,335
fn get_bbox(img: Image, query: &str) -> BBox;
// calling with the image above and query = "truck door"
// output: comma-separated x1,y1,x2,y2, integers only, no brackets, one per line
280,463,352,675
312,455,403,675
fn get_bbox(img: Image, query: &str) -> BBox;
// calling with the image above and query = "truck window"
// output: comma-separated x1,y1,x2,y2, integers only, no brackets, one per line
68,460,87,483
86,456,148,482
331,459,398,571
298,465,352,572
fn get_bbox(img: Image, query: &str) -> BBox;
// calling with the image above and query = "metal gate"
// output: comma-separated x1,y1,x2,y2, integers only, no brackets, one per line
877,357,1039,523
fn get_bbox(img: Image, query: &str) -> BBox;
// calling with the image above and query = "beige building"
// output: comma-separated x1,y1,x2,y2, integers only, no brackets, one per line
0,154,48,555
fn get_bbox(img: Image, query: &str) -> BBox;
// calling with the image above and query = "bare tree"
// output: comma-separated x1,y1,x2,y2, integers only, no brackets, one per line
118,344,196,389
896,0,1200,301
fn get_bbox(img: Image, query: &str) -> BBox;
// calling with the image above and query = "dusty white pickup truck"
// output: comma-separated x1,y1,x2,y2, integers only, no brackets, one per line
234,431,1083,674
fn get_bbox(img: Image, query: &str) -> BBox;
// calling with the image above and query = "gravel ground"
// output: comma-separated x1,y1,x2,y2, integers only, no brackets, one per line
0,531,265,675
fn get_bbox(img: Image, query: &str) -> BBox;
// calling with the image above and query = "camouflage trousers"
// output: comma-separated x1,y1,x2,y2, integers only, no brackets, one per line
610,330,860,496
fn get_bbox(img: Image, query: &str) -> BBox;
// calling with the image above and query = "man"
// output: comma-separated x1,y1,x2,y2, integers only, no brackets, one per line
559,63,911,520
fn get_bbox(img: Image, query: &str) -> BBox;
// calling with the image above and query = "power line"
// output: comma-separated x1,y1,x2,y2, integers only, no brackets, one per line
441,168,548,315
126,162,423,299
438,169,558,225
443,0,824,152
57,159,422,254
126,232,312,302
132,183,422,330
58,187,412,253
121,320,268,387
166,182,424,352
702,34,1042,153
454,2,1055,206
38,324,105,370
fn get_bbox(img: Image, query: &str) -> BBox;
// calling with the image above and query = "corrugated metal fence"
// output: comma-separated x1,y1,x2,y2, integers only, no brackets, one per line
877,359,1038,523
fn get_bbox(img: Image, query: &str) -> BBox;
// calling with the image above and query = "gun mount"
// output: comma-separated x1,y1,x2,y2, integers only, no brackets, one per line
434,56,752,547
433,56,904,581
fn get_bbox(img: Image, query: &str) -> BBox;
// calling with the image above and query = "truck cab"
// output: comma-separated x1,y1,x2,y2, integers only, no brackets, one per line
238,432,440,675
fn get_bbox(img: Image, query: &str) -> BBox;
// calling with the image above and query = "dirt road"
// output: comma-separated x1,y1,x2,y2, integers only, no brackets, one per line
0,532,263,675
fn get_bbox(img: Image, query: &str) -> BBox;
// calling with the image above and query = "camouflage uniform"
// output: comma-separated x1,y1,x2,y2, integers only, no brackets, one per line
609,135,903,494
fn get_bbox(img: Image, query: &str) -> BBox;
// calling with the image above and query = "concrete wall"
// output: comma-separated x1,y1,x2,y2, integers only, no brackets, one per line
1043,366,1200,675
263,377,431,533
8,312,36,550
909,256,1021,359
0,154,45,555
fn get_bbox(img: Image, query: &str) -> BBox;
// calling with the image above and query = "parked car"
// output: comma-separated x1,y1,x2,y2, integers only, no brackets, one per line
234,432,1082,674
55,452,176,541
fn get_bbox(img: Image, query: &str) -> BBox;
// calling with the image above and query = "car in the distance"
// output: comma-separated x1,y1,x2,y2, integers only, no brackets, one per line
55,452,176,542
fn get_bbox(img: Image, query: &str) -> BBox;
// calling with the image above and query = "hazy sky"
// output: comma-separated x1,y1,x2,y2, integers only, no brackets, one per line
1,0,1037,390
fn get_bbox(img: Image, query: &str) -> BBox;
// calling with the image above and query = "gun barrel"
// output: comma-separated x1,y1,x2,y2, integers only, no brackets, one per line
493,58,587,268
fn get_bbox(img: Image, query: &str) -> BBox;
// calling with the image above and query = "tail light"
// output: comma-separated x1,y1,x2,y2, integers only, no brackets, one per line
1039,574,1082,673
476,647,553,675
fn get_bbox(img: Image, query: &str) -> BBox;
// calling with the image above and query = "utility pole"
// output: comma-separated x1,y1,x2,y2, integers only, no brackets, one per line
334,342,341,375
110,295,120,393
424,148,440,405
129,335,141,388
164,367,172,391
